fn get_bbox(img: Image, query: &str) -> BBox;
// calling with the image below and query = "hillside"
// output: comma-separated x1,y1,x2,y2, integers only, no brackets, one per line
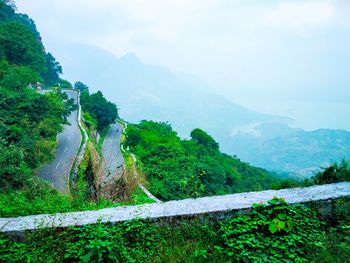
0,1,121,217
124,121,297,201
0,0,73,189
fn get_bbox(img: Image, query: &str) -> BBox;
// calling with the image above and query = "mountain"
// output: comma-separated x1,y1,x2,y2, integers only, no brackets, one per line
51,43,290,136
51,43,350,177
225,123,350,177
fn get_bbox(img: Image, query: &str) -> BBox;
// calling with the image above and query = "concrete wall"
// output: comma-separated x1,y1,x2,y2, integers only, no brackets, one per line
1,182,349,236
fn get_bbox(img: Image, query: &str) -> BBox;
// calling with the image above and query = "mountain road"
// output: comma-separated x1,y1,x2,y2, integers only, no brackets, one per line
37,89,81,193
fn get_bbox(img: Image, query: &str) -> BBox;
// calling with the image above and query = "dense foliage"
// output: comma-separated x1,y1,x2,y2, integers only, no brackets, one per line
125,121,299,201
0,1,74,191
0,1,61,86
74,81,89,93
219,198,323,262
80,88,119,132
1,198,349,262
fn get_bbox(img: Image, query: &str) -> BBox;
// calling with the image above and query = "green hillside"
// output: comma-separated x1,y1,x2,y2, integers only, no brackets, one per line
0,0,73,189
125,121,298,201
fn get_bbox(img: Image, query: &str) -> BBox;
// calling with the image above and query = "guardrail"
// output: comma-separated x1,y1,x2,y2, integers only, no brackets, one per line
1,182,349,235
71,90,89,180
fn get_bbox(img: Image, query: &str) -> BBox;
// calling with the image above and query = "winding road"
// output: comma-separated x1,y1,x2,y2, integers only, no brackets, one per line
37,90,81,193
101,123,124,184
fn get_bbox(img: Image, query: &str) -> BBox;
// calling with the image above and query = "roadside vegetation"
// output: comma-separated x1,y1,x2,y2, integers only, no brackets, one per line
1,197,349,262
0,0,79,215
0,1,122,217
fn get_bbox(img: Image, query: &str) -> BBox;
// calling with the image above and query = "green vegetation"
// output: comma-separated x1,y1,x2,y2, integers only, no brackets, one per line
0,0,112,216
79,83,118,132
122,187,155,205
0,177,115,217
74,81,89,93
1,198,349,262
0,0,74,192
0,1,61,86
312,159,350,185
125,121,299,201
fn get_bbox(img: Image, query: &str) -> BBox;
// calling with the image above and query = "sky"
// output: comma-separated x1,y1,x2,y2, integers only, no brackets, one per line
16,0,350,130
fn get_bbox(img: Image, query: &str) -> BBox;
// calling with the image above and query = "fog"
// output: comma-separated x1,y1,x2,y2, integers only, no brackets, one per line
17,0,350,130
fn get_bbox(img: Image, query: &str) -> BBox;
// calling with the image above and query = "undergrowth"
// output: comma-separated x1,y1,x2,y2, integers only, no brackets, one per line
1,198,349,262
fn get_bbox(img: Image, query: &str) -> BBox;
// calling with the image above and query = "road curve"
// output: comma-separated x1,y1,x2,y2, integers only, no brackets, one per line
101,123,124,184
37,90,81,193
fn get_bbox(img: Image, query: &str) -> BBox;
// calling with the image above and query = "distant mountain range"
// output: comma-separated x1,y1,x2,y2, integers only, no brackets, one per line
52,43,350,177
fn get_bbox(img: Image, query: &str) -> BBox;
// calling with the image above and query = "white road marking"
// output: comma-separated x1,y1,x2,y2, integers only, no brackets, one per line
64,147,68,153
56,161,61,170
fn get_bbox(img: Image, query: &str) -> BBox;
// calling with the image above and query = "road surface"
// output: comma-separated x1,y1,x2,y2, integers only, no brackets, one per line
37,90,81,193
101,123,124,184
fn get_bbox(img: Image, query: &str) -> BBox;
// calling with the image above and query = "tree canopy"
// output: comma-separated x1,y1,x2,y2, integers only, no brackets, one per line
0,2,62,87
0,21,46,74
74,81,89,93
80,90,119,131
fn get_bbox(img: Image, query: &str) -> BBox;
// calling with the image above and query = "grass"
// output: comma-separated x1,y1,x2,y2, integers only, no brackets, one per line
0,180,117,218
122,187,155,206
96,125,110,156
0,185,156,218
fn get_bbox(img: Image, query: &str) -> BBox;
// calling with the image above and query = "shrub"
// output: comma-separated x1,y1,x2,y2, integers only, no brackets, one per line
218,197,324,262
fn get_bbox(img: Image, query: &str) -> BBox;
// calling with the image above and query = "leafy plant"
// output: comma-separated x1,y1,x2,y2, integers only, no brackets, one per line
218,197,324,262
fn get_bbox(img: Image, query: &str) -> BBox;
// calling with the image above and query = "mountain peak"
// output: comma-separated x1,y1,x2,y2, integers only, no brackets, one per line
119,52,140,64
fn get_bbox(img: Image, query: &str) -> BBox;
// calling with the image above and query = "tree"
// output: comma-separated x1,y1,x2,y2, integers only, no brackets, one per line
74,81,89,93
0,22,46,74
58,79,72,89
0,63,41,90
0,143,27,189
190,128,219,152
0,0,16,22
80,91,118,131
41,52,62,87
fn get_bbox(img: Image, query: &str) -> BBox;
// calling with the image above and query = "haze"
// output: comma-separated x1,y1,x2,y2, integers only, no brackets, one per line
16,0,350,130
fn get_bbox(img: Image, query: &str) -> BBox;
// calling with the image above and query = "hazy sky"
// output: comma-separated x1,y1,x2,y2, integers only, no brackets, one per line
16,0,350,130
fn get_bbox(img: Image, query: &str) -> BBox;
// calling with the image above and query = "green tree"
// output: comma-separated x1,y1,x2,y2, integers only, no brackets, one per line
80,91,118,131
190,128,219,152
58,78,72,89
74,81,89,93
0,143,28,189
0,0,15,22
0,61,40,90
41,52,62,86
0,22,45,74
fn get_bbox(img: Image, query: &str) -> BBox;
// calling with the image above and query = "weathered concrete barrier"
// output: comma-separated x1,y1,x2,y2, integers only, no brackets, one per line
1,182,349,235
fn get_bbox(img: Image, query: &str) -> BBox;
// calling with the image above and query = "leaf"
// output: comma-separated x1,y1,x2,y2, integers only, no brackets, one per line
278,213,286,219
279,221,286,230
268,199,278,205
269,223,278,234
287,219,294,230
